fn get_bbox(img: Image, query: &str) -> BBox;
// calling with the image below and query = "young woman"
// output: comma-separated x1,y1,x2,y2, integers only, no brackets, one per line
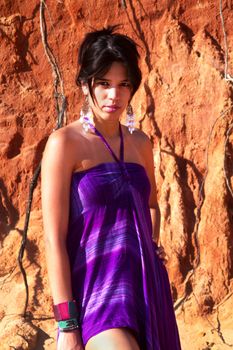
42,26,181,350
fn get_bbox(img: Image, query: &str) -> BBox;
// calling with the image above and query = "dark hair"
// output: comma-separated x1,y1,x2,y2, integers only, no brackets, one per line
76,25,142,98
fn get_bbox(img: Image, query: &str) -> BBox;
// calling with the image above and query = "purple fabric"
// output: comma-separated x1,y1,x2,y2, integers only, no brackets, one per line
65,124,181,349
66,161,181,349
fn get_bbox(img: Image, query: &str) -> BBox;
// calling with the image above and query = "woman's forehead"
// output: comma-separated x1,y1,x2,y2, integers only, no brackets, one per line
98,62,129,80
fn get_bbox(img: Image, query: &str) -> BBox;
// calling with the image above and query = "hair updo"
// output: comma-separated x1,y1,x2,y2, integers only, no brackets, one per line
76,25,142,98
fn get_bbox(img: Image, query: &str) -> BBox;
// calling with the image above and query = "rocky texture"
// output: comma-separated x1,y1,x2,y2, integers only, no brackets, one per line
0,0,233,349
0,316,38,350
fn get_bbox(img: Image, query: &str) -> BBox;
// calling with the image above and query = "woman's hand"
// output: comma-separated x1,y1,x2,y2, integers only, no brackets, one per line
156,245,168,265
57,330,84,350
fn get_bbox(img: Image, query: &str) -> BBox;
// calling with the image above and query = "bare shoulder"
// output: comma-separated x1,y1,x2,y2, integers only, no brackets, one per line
44,121,81,150
42,120,83,171
133,128,151,143
123,125,152,151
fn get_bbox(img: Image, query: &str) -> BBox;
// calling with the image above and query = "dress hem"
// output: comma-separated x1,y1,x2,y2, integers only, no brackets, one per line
82,321,140,346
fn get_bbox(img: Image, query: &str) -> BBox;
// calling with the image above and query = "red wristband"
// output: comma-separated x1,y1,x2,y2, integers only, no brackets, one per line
53,300,78,321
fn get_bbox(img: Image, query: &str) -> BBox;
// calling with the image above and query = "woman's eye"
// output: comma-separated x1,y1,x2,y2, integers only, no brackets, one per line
95,80,131,88
121,82,131,88
97,81,109,87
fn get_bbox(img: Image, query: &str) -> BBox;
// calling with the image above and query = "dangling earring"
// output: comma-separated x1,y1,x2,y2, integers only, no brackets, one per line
80,95,93,132
126,104,135,134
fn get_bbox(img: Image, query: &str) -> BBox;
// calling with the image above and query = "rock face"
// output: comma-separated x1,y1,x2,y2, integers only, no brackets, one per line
0,1,233,349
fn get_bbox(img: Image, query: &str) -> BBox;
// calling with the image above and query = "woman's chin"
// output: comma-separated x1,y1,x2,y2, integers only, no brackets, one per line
94,111,122,122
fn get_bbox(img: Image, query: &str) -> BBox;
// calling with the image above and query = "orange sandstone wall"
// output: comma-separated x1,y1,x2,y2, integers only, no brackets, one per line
0,1,233,349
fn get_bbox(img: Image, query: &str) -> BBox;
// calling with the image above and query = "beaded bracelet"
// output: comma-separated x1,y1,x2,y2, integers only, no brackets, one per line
53,300,78,322
59,327,79,333
58,318,79,332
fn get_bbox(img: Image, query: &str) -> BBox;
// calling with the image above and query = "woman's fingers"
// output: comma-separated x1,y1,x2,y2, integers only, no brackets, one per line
156,246,168,264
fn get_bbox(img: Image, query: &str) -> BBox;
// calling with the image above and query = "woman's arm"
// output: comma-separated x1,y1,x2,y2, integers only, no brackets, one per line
141,135,161,244
150,206,161,245
142,135,167,263
42,131,73,302
41,130,84,349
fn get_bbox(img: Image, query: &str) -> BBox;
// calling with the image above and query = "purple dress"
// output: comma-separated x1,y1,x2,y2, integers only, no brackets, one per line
66,124,181,349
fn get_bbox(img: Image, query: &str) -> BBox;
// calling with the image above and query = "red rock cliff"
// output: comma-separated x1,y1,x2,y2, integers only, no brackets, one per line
0,1,233,349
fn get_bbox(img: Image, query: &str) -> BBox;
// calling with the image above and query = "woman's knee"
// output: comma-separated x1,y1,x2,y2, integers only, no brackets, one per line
85,327,140,350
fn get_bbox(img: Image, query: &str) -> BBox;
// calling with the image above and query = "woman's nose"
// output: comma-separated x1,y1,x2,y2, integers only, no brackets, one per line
108,87,119,100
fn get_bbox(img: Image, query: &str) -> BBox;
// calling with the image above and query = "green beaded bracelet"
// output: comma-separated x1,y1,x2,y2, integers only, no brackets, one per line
58,318,79,331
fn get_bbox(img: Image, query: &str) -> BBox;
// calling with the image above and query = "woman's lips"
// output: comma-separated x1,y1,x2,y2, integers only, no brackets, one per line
103,105,120,112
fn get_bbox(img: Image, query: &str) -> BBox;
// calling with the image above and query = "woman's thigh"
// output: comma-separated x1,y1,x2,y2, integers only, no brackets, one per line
85,327,141,350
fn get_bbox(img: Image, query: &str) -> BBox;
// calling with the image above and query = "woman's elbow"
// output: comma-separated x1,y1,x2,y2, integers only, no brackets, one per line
44,231,67,250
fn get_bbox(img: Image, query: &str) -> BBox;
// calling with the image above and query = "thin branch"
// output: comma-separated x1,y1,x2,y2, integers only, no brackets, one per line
18,165,41,317
224,122,233,198
121,0,127,9
39,0,67,128
192,105,233,269
220,0,233,82
18,0,67,318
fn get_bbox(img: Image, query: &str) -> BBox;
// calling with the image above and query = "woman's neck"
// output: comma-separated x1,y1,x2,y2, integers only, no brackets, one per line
93,118,120,138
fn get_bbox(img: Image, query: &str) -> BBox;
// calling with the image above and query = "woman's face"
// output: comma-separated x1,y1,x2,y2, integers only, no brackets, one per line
84,62,132,123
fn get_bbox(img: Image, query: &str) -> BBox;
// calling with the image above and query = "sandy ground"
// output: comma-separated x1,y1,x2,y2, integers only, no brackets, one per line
176,293,233,350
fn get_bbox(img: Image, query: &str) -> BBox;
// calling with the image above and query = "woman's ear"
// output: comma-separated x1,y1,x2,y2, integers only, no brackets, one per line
81,83,89,96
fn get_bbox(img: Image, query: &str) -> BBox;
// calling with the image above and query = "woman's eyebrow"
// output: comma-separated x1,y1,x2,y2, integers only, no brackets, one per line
95,77,130,82
95,77,110,81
